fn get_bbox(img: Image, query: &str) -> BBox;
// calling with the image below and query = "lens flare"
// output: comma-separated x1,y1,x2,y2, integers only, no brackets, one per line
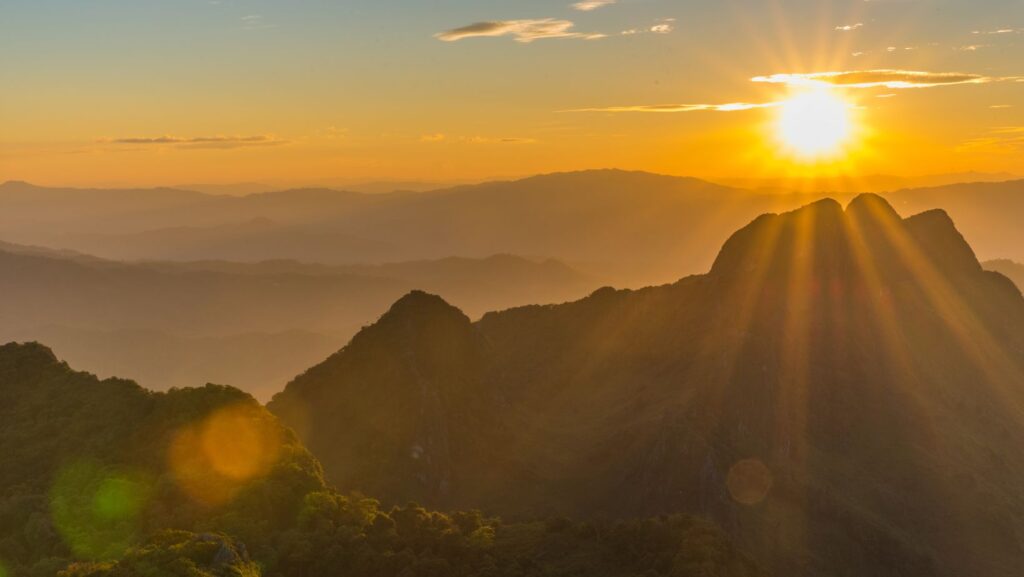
169,403,283,506
726,459,774,505
49,461,151,560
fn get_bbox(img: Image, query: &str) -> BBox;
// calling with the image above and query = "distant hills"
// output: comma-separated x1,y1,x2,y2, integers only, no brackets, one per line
269,195,1024,577
4,171,1023,288
0,244,597,399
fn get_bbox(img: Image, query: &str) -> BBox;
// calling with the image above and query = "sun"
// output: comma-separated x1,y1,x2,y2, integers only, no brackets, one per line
777,89,853,158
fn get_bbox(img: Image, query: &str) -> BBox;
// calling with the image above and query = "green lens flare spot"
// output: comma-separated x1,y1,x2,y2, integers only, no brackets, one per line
94,477,146,521
50,461,153,561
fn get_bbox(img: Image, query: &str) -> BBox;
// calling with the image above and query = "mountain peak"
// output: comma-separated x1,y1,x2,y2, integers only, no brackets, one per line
845,192,902,223
709,194,987,288
0,341,60,367
384,290,469,323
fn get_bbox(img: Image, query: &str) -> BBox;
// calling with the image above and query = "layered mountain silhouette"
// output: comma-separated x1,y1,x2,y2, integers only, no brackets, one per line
0,244,595,399
269,195,1024,577
6,173,1023,287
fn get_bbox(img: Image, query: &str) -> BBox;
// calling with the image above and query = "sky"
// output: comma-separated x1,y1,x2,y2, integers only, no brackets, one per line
1,0,1022,187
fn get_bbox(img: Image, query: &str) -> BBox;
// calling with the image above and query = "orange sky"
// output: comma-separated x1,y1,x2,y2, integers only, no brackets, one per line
2,0,1021,187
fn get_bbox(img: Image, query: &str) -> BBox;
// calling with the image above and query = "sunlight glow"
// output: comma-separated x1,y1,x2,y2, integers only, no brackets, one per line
777,90,853,158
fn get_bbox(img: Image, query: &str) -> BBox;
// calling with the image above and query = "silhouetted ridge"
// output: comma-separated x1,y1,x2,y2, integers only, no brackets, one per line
0,341,65,379
709,195,988,286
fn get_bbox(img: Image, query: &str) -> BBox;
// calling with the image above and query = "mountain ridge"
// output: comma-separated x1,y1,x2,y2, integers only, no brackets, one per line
270,194,1024,577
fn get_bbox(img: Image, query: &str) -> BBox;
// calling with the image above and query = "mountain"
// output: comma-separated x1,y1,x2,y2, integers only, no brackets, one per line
886,180,1024,268
0,342,759,577
0,244,597,399
270,195,1024,577
6,173,1024,288
984,259,1024,293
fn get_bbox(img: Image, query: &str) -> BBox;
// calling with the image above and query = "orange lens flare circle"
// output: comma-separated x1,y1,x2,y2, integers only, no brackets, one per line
169,403,283,507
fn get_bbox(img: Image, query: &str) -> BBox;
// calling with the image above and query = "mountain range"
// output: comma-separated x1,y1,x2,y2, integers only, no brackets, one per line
0,243,596,399
268,195,1024,577
5,172,1023,288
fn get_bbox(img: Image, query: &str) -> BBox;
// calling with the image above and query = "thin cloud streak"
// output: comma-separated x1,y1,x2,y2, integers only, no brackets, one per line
435,19,604,43
566,102,782,113
751,69,1021,89
101,135,288,149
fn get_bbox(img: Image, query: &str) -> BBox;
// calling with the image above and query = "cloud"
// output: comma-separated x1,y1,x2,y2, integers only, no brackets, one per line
650,18,676,34
241,14,276,30
102,135,288,149
566,102,781,113
835,23,864,31
972,28,1023,35
421,134,536,144
750,69,1012,89
960,127,1024,152
572,0,615,11
435,19,604,43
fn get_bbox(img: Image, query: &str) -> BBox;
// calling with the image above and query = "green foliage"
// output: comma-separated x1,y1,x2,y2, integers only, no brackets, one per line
270,493,761,577
49,461,152,561
0,342,760,577
57,531,260,577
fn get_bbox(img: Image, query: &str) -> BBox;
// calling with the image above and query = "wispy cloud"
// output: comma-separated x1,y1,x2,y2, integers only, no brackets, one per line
751,69,1019,89
241,14,276,30
972,28,1023,35
960,127,1024,152
619,18,676,36
101,135,288,149
421,134,537,144
566,102,781,113
435,19,604,43
572,0,615,11
835,23,864,31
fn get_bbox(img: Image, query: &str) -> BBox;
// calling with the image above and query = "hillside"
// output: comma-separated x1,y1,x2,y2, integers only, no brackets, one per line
0,342,759,577
270,195,1024,577
984,259,1024,293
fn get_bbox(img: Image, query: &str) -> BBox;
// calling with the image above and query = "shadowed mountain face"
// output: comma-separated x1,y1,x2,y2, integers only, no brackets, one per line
985,260,1024,293
269,195,1024,577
